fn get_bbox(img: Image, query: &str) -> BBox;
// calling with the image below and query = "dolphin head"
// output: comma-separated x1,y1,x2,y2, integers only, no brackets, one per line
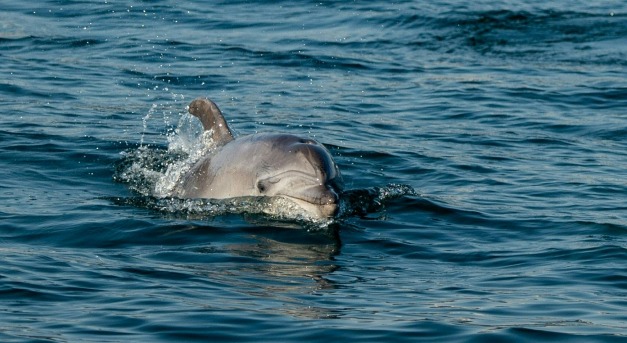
252,134,343,218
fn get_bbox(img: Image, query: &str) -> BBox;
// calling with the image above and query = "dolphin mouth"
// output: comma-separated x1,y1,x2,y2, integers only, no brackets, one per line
276,184,340,218
282,185,339,206
260,171,341,206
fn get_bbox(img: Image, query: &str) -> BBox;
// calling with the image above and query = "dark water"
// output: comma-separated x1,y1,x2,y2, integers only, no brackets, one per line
1,0,627,342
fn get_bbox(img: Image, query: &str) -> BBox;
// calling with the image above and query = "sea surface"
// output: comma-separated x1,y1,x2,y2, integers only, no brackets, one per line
1,0,626,342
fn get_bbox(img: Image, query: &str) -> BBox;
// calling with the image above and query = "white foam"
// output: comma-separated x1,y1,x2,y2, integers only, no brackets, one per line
153,113,219,198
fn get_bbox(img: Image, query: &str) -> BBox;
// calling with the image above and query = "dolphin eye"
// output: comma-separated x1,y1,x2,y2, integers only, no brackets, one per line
257,181,266,193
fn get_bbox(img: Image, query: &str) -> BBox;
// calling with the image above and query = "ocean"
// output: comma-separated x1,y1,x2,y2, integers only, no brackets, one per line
1,0,626,342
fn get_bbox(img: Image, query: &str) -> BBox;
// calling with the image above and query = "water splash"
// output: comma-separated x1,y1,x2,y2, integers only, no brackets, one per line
112,101,337,227
114,102,418,227
110,195,335,230
338,184,418,218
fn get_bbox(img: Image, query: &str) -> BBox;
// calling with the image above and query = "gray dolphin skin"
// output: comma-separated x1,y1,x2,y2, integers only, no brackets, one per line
172,97,343,219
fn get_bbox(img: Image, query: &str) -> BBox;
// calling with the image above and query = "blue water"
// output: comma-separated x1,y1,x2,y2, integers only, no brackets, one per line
1,0,627,342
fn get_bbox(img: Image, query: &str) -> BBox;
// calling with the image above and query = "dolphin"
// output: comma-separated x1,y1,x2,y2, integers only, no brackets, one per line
172,97,343,219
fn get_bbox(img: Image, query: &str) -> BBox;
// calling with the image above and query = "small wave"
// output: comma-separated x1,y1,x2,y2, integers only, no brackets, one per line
223,44,371,71
385,9,627,66
447,10,626,62
339,184,417,218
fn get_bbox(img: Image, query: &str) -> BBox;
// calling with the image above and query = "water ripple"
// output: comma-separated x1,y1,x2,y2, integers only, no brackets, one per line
1,0,627,342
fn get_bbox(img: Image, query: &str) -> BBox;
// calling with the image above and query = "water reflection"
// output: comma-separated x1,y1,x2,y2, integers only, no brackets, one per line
229,235,339,283
179,225,343,319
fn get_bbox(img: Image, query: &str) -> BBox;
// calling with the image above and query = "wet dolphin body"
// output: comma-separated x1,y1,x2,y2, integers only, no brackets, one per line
172,98,343,219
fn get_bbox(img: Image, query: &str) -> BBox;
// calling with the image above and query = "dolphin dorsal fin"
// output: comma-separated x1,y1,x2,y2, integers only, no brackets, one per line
188,97,234,145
